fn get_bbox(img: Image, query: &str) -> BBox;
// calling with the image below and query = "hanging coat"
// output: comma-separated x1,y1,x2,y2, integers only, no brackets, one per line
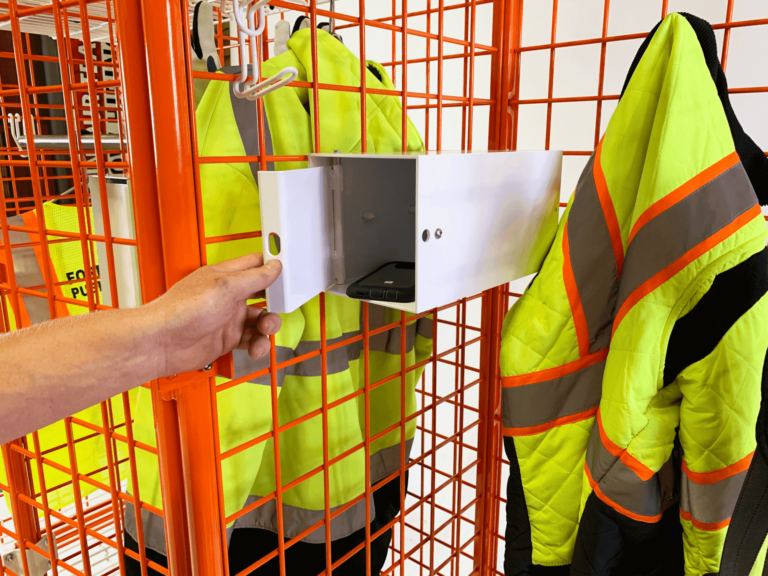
500,13,768,576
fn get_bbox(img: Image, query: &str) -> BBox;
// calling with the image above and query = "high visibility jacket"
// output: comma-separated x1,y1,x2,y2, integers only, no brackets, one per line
125,28,432,562
0,203,136,513
501,13,768,576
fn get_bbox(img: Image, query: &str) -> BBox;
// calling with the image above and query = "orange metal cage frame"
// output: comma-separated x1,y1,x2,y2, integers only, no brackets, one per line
0,0,766,575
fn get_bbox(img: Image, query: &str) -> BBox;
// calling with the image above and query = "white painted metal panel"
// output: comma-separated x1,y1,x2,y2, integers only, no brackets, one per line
258,167,335,313
415,151,561,312
89,176,142,309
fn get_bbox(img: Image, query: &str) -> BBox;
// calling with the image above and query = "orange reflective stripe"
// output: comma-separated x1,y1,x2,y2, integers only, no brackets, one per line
680,509,731,532
613,204,763,335
628,152,740,245
585,462,663,524
502,406,597,437
597,408,655,482
682,452,754,485
562,220,590,358
593,140,625,277
501,348,608,388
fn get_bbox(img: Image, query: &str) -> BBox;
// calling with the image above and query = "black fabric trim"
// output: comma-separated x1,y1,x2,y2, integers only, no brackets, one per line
191,1,204,60
664,248,768,386
619,13,768,206
719,449,768,575
124,530,168,576
367,63,383,83
572,493,684,576
503,436,534,574
720,348,768,576
503,437,570,575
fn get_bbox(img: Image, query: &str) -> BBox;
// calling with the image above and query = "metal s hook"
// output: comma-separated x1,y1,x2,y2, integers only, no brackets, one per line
232,0,265,37
223,0,299,101
8,113,29,159
241,66,298,100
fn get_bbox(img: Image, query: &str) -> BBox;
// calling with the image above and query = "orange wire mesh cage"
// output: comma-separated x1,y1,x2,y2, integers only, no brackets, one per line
0,2,766,576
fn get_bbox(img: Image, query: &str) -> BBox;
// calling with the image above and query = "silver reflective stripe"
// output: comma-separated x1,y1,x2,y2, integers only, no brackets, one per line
417,317,434,340
567,154,620,352
618,162,758,311
680,469,747,526
501,358,604,431
292,331,362,378
222,64,275,180
7,214,50,325
585,423,663,519
233,346,296,386
124,501,168,557
370,438,414,486
367,305,418,355
233,493,373,544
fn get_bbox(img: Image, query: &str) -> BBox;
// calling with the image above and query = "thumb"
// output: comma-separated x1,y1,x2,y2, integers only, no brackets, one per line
229,258,282,298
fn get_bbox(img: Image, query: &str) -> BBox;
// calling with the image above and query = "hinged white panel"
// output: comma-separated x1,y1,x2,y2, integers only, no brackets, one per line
415,151,560,311
260,151,561,314
258,166,335,313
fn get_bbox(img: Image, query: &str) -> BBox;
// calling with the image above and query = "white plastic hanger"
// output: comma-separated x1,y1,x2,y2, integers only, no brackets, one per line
221,0,300,100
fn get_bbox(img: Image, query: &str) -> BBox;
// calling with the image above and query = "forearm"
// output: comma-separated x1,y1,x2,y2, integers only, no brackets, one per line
0,306,163,444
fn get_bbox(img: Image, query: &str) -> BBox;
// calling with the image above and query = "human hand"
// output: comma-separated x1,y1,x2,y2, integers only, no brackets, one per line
145,253,282,377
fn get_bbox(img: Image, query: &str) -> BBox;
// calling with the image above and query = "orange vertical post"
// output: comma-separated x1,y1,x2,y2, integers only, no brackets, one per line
112,0,193,574
137,0,226,575
475,1,519,574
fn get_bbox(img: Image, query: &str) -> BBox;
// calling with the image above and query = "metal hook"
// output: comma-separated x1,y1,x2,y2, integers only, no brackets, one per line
223,0,299,101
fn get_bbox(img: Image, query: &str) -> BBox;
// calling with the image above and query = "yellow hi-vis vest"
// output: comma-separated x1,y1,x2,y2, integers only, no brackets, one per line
125,28,433,558
0,203,136,513
500,13,768,576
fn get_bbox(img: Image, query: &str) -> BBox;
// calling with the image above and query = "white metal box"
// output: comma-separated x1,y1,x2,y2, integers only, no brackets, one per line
258,151,561,314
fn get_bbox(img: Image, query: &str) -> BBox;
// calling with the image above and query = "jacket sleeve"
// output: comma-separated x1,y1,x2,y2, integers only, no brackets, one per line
675,291,768,575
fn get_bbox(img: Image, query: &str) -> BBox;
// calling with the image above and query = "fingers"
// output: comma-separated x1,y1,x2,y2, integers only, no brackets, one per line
214,252,264,273
237,309,281,360
229,259,282,298
236,327,272,359
248,334,271,360
246,306,282,335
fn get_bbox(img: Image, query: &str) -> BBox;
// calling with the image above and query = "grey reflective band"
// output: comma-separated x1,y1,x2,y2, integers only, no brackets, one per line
567,155,620,353
222,64,275,180
680,469,747,526
501,358,604,431
417,317,434,340
618,162,758,311
293,331,362,378
370,438,414,486
233,346,295,386
367,305,420,355
7,214,50,325
234,493,373,544
124,501,168,557
585,424,663,519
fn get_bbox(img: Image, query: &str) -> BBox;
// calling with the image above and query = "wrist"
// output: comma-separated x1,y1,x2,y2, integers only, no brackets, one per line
131,300,169,380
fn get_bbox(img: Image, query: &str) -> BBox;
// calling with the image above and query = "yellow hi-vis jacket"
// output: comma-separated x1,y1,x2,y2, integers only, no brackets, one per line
0,203,136,513
500,13,768,576
125,28,433,561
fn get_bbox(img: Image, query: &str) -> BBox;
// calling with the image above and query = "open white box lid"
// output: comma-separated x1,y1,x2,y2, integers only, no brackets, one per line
259,150,562,314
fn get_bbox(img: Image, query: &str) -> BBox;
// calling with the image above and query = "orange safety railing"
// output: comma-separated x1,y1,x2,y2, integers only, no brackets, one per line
1,1,767,576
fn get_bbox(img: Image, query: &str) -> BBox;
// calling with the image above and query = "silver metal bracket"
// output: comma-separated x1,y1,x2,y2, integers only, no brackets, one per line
1,534,57,576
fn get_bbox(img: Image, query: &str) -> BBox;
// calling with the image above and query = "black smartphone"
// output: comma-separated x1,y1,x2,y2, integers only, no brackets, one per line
346,262,415,303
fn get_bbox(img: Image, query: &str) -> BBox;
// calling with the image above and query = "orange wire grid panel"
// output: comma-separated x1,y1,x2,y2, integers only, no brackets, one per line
0,1,514,576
